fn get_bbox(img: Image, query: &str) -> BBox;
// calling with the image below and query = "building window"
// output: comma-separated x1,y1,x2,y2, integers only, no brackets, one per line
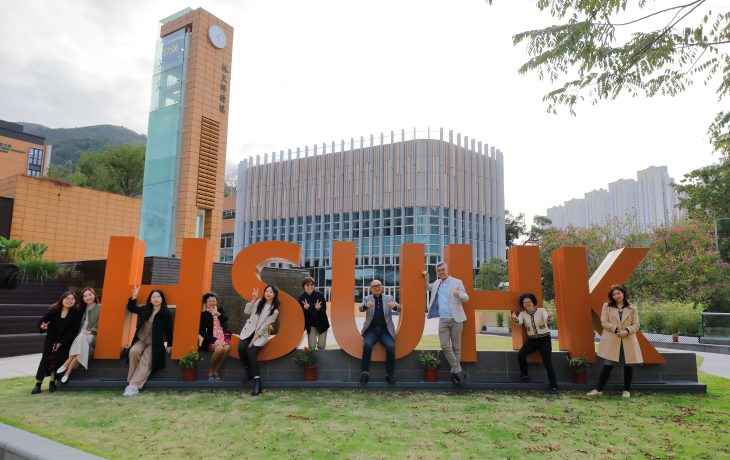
222,209,235,219
26,147,44,176
220,233,234,263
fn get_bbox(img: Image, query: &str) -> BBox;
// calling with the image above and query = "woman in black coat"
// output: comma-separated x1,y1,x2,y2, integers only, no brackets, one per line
198,292,231,380
123,286,173,397
32,291,83,394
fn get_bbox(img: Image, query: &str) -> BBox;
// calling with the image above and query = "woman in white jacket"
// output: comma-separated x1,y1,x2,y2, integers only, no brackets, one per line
237,284,280,396
511,293,558,391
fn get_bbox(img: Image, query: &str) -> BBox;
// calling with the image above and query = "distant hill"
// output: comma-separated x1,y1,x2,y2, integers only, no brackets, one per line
18,123,146,167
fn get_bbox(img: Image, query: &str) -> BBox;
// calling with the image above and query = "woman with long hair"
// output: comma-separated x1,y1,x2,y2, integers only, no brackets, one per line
237,284,280,396
58,287,101,383
587,284,643,398
511,293,558,391
31,291,82,394
199,292,231,380
123,286,173,397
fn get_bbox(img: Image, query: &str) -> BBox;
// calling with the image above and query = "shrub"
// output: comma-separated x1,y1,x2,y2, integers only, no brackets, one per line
495,311,505,327
178,350,201,369
293,347,319,367
638,301,703,336
13,259,59,283
0,237,23,263
418,351,440,368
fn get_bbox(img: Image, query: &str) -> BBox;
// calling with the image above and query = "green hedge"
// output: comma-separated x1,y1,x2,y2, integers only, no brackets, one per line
639,301,703,337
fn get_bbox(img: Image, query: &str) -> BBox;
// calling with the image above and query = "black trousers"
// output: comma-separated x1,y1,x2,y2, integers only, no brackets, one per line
237,334,263,378
517,336,557,387
597,365,633,391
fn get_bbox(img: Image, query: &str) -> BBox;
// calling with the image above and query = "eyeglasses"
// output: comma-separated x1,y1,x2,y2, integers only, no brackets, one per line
370,284,382,288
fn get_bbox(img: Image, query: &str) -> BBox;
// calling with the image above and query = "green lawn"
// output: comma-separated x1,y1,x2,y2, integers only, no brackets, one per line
0,352,727,459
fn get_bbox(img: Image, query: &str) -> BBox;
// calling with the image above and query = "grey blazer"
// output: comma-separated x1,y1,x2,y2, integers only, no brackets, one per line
359,294,400,338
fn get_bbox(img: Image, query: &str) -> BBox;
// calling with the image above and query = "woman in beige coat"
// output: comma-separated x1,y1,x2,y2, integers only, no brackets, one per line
587,284,643,398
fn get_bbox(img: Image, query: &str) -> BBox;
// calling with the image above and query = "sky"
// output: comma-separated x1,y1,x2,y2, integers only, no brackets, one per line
0,1,723,225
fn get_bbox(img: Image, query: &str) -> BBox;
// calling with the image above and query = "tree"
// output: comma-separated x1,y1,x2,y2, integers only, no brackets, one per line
535,218,728,306
505,209,526,247
524,215,552,245
508,1,730,155
629,218,729,307
676,158,730,220
475,257,509,290
47,144,145,197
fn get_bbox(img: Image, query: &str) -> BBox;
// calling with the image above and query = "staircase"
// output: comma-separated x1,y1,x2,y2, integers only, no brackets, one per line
0,279,68,358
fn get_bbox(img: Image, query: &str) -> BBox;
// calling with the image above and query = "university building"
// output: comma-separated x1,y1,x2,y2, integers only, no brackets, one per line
0,121,50,181
234,129,506,299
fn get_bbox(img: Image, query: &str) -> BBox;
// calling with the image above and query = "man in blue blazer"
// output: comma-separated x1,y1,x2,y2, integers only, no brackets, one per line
359,279,400,384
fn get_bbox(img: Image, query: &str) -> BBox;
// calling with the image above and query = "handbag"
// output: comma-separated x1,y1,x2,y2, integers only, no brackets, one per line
120,345,131,361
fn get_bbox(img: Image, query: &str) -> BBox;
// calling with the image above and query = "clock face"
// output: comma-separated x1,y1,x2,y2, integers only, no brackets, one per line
208,25,227,49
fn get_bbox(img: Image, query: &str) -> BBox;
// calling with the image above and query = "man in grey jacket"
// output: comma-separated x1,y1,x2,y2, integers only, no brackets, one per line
359,279,400,384
423,262,469,386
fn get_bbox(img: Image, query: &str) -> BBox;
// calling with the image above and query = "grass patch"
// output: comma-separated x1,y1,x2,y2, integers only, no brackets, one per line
0,370,727,459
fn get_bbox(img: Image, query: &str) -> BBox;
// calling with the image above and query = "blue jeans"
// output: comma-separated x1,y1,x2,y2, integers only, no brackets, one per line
361,325,395,376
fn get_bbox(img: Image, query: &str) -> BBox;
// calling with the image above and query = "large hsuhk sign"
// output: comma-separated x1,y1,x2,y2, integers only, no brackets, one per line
95,237,664,364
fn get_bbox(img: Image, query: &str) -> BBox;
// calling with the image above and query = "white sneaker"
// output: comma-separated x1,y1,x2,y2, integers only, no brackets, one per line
122,385,139,397
586,389,603,396
57,364,67,374
60,375,68,384
622,391,631,398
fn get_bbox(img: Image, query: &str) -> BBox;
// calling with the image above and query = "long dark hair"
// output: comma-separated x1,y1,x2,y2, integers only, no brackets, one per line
607,284,629,307
80,287,99,306
146,288,171,317
49,291,79,312
255,284,280,316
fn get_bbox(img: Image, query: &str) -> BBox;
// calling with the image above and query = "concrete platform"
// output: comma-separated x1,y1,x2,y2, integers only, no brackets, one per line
59,349,706,393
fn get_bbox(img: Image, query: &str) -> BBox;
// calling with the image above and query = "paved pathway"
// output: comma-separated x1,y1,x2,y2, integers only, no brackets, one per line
0,353,40,380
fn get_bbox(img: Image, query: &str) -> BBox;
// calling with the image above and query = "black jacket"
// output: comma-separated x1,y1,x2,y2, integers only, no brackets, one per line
127,298,173,373
199,307,229,350
38,308,83,353
297,291,329,333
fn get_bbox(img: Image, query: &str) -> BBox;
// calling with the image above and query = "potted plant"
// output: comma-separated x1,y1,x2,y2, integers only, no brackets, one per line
567,356,589,384
178,349,201,381
293,347,319,381
418,351,441,382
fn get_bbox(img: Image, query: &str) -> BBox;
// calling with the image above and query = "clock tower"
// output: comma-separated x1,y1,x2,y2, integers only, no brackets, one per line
139,8,234,257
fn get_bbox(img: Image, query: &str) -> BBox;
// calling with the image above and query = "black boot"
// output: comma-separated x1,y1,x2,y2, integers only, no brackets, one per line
31,382,42,395
251,378,262,396
48,380,57,393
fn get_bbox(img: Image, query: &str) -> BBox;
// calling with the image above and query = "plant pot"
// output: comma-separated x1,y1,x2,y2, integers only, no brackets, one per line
182,367,197,382
424,367,438,382
303,366,317,381
573,370,587,384
672,335,679,343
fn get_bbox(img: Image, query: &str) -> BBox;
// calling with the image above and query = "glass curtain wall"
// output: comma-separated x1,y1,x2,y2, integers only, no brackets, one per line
139,27,189,256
